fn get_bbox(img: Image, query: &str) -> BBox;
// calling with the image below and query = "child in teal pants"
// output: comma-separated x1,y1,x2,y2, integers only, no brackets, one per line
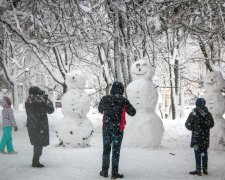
0,96,18,154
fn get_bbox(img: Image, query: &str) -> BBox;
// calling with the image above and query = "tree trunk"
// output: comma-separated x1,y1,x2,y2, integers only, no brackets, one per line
63,83,67,94
174,60,179,95
125,4,132,83
12,82,19,109
114,35,121,81
97,45,111,95
166,29,177,120
169,63,176,120
198,38,213,72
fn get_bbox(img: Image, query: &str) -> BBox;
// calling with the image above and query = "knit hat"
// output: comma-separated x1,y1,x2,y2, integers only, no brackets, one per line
195,98,206,107
110,81,124,95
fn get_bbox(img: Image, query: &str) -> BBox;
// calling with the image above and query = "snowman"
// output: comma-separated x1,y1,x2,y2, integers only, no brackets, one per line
203,71,225,148
124,59,164,148
55,70,94,147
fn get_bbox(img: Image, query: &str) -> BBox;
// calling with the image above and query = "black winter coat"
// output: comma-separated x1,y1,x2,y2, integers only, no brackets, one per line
98,94,136,134
185,106,214,149
25,95,54,146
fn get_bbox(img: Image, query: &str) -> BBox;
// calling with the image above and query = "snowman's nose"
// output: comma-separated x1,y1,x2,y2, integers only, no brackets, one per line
139,68,141,72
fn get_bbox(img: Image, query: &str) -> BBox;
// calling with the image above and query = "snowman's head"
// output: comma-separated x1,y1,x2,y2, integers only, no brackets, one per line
131,59,155,80
203,71,225,92
65,70,86,90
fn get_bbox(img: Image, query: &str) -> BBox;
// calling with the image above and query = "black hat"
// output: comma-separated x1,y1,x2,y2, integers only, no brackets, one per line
110,81,124,95
195,98,206,107
29,86,44,95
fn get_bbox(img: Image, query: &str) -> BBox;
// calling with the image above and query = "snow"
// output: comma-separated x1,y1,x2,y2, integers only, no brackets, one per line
147,15,161,32
65,71,87,90
24,68,30,72
1,108,225,180
130,59,155,81
203,71,225,149
152,0,165,2
79,5,92,13
124,59,164,147
54,71,94,147
43,39,48,43
153,15,161,31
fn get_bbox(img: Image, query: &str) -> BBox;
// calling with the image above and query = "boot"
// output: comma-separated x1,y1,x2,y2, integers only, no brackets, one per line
111,173,124,179
100,170,108,178
32,157,44,168
203,170,208,175
32,163,44,168
32,163,45,168
203,164,208,175
189,170,202,176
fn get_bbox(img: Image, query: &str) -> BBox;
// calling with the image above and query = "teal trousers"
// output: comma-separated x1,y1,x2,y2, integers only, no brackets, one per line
0,126,14,152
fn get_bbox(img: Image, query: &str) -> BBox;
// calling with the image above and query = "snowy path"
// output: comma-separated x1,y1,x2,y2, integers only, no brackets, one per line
0,109,225,180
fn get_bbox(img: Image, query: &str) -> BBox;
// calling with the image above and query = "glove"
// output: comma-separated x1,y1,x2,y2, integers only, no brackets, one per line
14,126,18,132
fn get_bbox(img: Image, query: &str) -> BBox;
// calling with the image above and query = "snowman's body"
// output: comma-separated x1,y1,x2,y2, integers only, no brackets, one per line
203,71,225,148
124,59,164,147
55,71,94,147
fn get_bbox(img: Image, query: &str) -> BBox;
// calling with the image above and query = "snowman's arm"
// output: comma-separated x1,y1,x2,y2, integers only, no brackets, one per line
124,99,136,116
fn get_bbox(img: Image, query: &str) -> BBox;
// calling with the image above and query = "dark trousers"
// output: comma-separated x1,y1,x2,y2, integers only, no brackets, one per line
194,146,208,171
33,145,43,164
102,130,123,174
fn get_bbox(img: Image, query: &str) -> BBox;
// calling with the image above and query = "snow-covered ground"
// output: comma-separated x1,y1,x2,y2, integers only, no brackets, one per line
0,108,225,180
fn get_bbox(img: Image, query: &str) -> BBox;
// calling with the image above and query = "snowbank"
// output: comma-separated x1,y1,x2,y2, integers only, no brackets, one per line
0,108,225,180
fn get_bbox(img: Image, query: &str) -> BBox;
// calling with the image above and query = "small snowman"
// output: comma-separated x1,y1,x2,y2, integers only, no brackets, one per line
55,70,94,147
124,59,164,147
203,71,225,148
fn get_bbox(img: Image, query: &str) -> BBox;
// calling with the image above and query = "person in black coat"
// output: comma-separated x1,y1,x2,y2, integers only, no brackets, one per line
98,81,136,179
185,98,214,176
25,86,54,168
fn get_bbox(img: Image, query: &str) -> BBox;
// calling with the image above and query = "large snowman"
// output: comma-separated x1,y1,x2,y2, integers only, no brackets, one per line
124,59,164,147
55,70,94,147
203,71,225,148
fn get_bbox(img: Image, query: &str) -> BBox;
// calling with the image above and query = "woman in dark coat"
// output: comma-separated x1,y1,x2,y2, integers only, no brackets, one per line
25,86,54,167
185,98,214,176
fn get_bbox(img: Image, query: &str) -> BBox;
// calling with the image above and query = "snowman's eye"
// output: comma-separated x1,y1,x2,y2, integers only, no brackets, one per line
136,63,140,68
143,63,147,66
